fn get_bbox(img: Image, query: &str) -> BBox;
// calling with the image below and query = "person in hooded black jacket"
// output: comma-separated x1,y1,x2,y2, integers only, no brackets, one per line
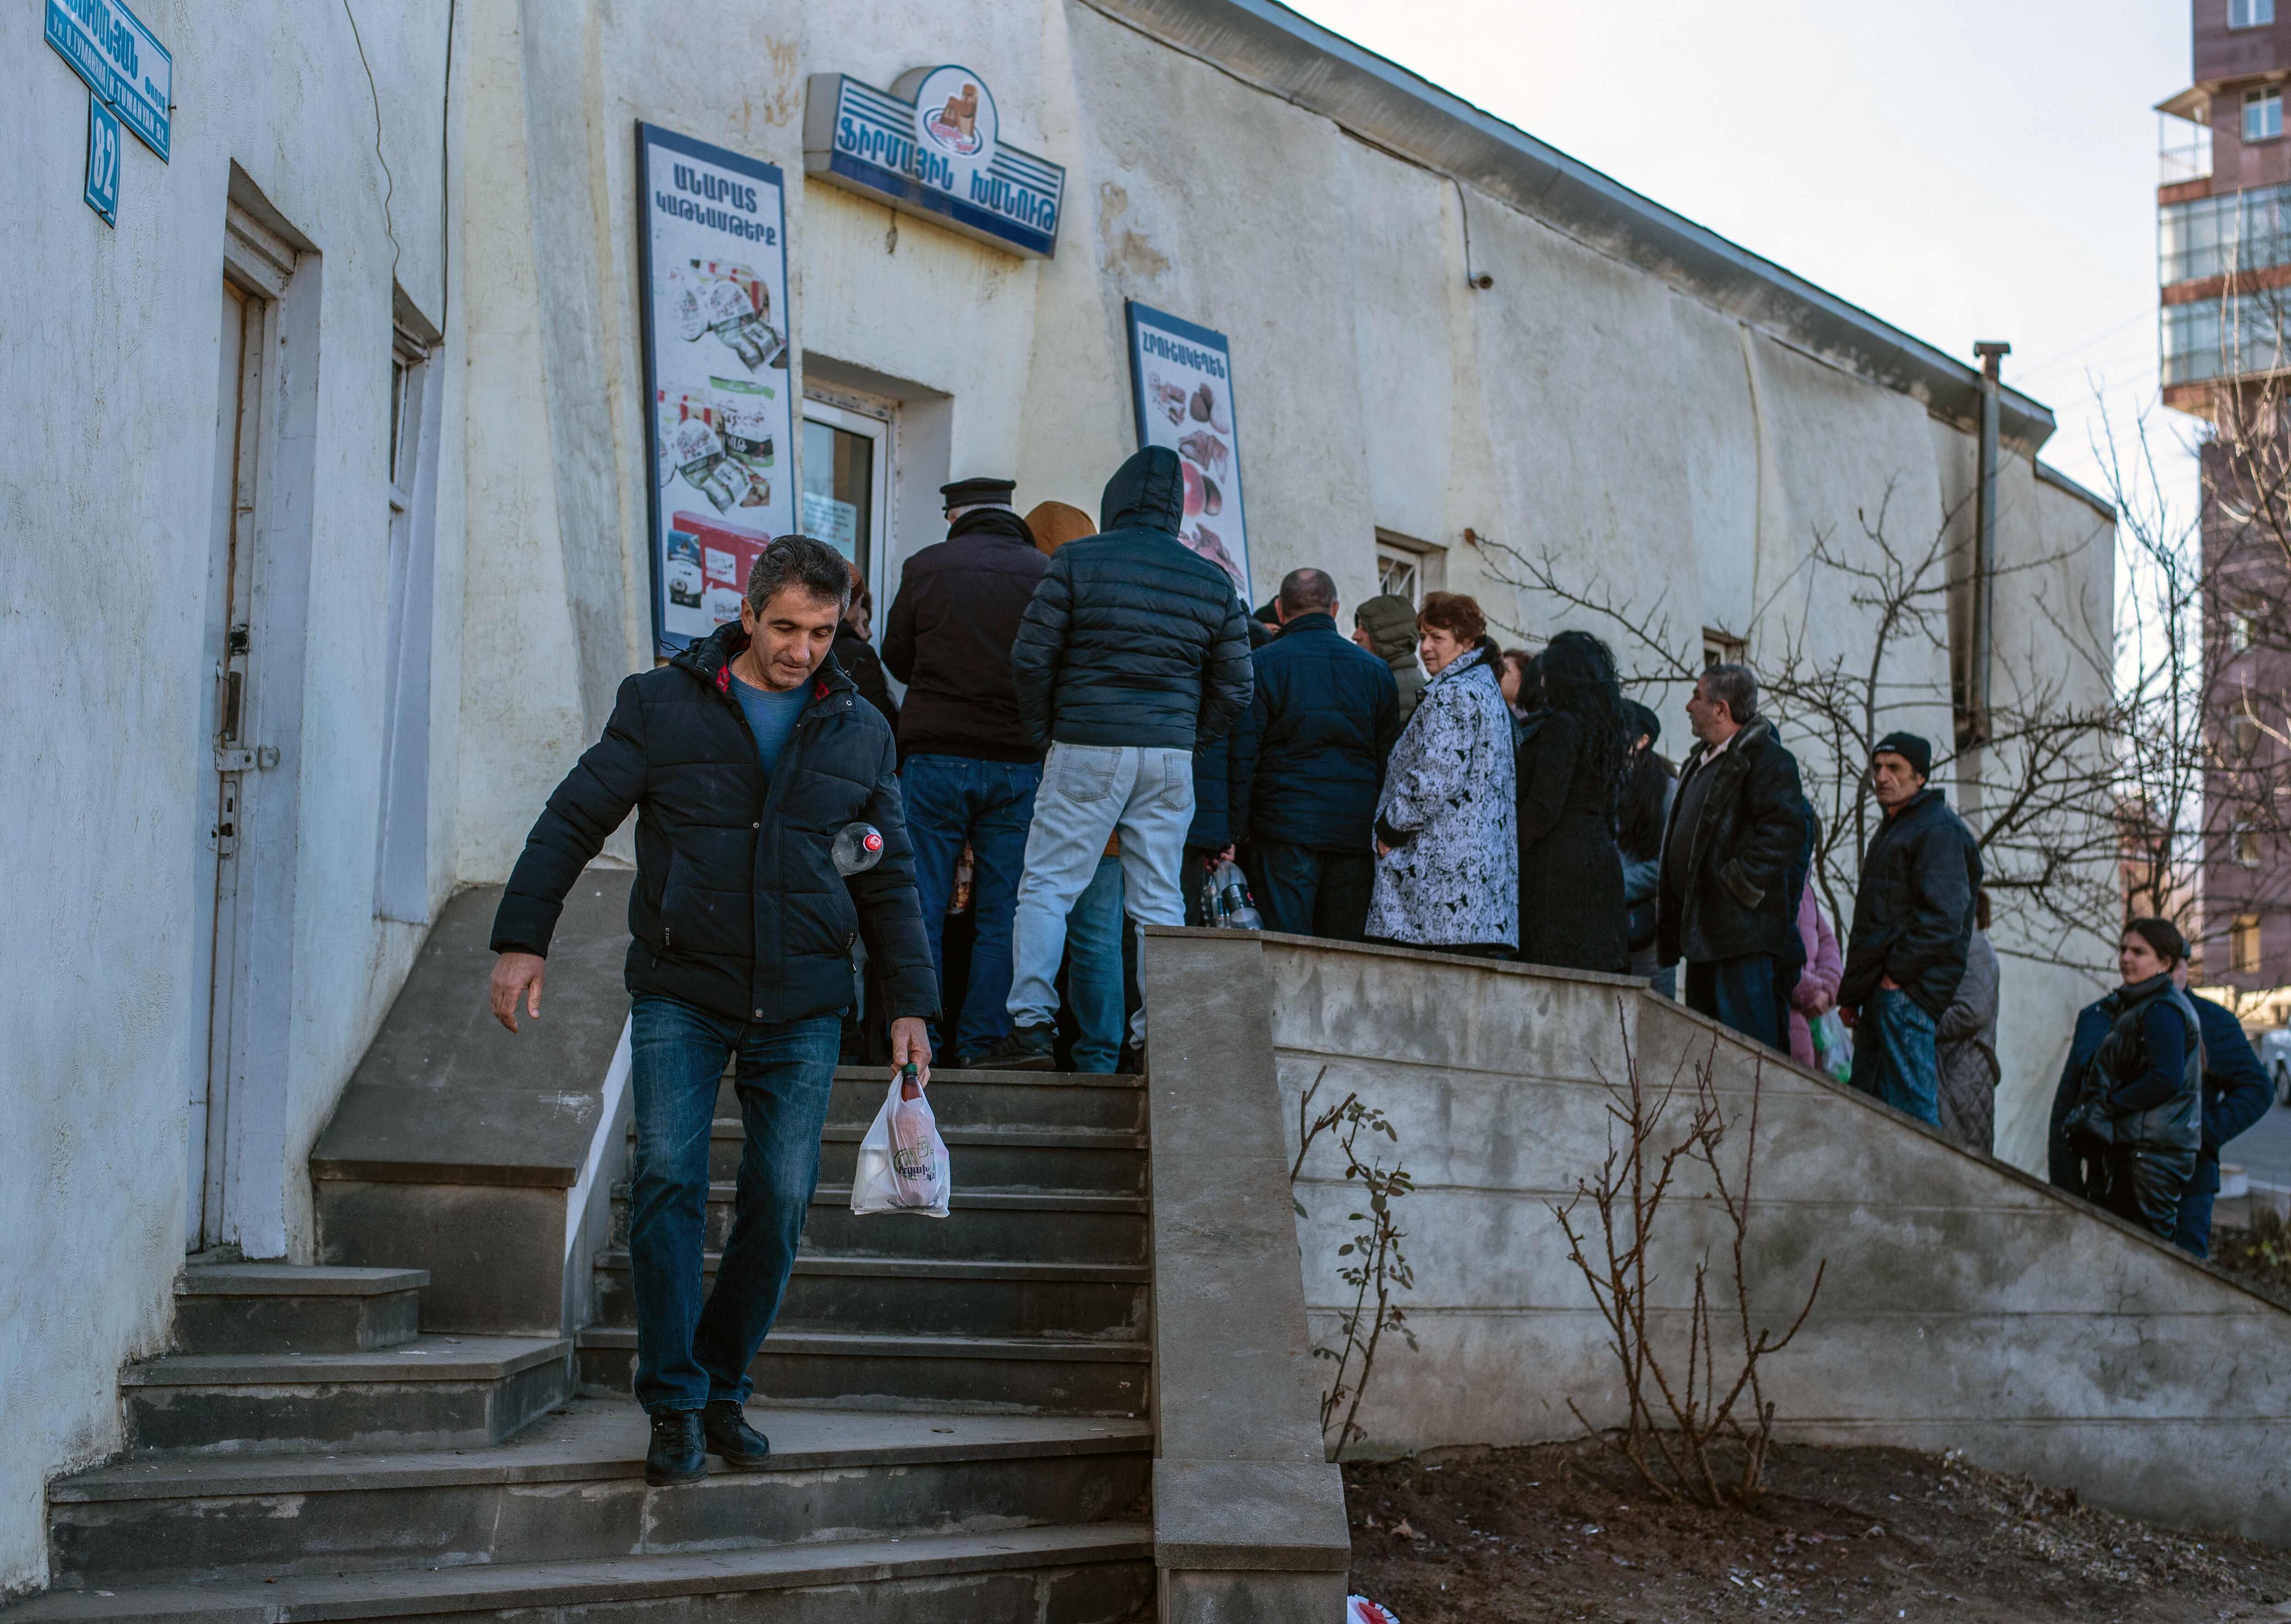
488,536,935,1487
2049,917,2204,1241
1228,567,1398,940
1837,732,1980,1127
978,447,1253,1068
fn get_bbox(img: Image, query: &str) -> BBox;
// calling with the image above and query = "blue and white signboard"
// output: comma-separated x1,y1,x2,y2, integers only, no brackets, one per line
45,0,171,162
635,122,795,654
84,96,120,226
803,66,1063,259
1126,302,1252,599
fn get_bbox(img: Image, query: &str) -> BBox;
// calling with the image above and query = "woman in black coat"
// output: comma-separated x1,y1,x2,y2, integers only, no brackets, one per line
1515,631,1629,973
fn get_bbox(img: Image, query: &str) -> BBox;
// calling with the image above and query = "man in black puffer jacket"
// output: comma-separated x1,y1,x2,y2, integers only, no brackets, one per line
976,446,1253,1068
1657,664,1810,1050
1229,567,1398,939
488,536,935,1487
1837,731,1980,1128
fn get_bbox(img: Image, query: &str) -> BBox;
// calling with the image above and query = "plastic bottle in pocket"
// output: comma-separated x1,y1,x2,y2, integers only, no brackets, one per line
833,823,886,876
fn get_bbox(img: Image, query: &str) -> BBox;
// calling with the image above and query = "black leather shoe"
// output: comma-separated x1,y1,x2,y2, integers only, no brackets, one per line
645,1409,707,1486
971,1023,1057,1071
703,1399,772,1468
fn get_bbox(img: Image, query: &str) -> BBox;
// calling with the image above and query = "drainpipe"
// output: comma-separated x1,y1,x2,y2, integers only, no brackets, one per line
1969,340,2011,747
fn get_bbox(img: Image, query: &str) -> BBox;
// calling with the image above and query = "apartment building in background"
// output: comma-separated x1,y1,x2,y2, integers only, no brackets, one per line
2159,0,2291,991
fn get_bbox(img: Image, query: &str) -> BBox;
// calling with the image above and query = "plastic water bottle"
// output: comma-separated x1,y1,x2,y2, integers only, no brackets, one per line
832,823,886,876
1217,874,1265,931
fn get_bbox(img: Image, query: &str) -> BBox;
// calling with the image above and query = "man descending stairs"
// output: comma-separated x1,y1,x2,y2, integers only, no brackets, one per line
11,1060,1155,1621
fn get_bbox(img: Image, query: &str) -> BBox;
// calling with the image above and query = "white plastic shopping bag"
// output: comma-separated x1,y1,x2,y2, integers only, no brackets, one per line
850,1068,951,1218
1346,1599,1400,1624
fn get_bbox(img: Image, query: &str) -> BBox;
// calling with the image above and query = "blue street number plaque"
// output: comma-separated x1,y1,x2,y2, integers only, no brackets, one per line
84,94,120,226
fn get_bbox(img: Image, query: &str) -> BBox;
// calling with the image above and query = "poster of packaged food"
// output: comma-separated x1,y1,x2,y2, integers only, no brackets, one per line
638,122,793,650
1124,301,1250,600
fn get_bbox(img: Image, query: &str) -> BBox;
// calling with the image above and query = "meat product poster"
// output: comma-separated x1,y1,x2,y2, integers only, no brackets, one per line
1124,302,1251,599
636,121,794,651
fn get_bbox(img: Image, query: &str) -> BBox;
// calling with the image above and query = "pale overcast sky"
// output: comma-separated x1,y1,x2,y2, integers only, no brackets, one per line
1286,0,2193,512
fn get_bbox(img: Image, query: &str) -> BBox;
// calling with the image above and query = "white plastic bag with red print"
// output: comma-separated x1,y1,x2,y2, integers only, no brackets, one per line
1346,1600,1400,1624
850,1067,951,1218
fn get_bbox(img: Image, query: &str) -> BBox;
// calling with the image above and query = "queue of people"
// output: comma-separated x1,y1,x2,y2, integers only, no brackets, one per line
478,458,2275,1482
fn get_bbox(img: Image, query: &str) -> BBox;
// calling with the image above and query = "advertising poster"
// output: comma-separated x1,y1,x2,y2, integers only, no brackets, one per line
1124,302,1250,599
636,122,793,651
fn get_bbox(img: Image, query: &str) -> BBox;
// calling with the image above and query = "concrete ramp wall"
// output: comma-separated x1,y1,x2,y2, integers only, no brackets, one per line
1156,930,2291,1544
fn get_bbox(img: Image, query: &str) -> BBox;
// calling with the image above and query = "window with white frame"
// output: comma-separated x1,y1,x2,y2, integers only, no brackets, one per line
2231,0,2275,31
1702,629,1748,669
1374,532,1445,606
2233,912,2264,974
2247,86,2283,143
375,296,442,923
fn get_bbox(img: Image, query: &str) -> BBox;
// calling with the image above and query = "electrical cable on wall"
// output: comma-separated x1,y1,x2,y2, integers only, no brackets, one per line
342,0,402,289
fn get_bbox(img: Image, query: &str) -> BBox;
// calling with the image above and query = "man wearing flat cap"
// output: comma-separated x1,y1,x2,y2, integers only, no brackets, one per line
881,478,1051,1064
1837,731,1982,1128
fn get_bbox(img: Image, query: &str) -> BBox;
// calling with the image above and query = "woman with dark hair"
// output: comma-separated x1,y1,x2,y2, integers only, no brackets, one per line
1364,593,1519,954
2048,916,2203,1240
1617,700,1676,993
1514,631,1629,973
1497,649,1540,746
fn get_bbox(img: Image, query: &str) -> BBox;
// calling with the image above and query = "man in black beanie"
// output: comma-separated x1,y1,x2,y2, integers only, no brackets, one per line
1837,731,1981,1127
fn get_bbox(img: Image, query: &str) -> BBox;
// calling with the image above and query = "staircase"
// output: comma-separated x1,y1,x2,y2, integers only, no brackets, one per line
12,1067,1156,1622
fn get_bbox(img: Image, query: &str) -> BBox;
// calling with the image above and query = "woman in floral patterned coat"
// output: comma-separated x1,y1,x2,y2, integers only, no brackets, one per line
1364,593,1519,954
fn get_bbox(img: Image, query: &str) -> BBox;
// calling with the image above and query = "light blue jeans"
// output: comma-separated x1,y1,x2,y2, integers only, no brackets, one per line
1008,744,1193,1047
1066,854,1127,1073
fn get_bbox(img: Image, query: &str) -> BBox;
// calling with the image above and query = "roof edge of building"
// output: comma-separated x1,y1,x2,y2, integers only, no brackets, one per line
1080,0,2058,453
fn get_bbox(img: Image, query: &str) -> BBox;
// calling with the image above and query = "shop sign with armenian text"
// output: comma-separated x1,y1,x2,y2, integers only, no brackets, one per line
803,66,1063,259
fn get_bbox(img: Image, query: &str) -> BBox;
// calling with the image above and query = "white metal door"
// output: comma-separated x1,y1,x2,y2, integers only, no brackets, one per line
191,279,265,1251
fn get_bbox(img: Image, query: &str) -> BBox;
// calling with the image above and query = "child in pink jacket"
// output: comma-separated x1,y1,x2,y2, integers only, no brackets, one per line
1788,886,1843,1068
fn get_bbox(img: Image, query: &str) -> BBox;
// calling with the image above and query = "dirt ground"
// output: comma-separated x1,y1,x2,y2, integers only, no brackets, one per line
1343,1436,2291,1623
2210,1221,2291,1312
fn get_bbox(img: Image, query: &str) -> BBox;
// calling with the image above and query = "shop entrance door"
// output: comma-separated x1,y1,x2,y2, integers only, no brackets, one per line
189,277,267,1252
800,400,890,603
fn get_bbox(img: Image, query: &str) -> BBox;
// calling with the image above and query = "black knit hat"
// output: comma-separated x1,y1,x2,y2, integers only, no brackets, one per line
1872,731,1933,779
1627,700,1661,748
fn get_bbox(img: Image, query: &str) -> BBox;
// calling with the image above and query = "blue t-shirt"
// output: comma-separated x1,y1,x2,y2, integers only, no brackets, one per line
729,672,810,781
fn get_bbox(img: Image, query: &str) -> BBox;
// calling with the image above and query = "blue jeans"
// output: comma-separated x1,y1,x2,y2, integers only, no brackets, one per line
1684,953,1781,1050
626,995,842,1413
1066,854,1126,1073
1009,744,1193,1048
1849,988,1940,1126
1244,841,1374,940
900,754,1040,1059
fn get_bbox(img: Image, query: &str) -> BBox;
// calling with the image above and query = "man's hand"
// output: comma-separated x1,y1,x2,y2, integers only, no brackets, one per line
890,1016,932,1090
1880,974,1901,991
490,952,547,1032
1376,839,1393,858
1838,1004,1859,1030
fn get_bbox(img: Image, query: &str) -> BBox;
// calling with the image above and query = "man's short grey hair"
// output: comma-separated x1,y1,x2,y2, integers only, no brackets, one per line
745,534,852,616
1699,662,1759,724
1277,566,1338,616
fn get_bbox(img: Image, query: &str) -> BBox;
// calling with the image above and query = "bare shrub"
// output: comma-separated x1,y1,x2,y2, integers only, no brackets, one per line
1551,1006,1825,1508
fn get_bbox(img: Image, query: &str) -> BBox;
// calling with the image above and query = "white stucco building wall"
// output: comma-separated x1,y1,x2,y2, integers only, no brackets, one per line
0,0,461,1594
0,0,2116,1597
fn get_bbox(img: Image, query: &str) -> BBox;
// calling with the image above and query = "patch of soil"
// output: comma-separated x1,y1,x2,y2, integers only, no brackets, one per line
1343,1437,2291,1622
2211,1222,2291,1312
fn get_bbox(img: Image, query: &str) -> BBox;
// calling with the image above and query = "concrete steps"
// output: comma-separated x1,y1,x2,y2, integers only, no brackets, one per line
121,1334,573,1456
592,1251,1150,1341
44,1400,1150,1591
173,1264,427,1355
19,1064,1157,1620
6,1522,1153,1621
